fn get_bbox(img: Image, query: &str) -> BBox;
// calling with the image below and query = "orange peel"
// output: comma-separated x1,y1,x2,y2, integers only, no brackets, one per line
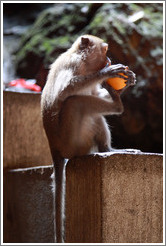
107,72,128,90
105,58,128,90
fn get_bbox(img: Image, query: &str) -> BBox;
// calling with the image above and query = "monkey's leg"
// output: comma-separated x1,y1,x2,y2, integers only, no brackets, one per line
57,92,123,158
94,116,111,152
101,83,141,153
94,117,141,154
94,117,140,153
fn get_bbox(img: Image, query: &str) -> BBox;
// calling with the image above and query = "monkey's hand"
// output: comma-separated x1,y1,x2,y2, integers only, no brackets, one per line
118,67,136,94
125,67,136,87
101,64,136,84
101,64,128,79
102,81,120,101
101,64,136,94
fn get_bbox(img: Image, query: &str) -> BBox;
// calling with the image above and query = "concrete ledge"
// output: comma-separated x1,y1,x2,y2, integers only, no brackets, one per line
66,152,163,243
3,91,52,168
3,152,163,243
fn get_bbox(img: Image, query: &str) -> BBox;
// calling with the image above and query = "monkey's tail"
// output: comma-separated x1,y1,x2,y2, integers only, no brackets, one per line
52,155,68,243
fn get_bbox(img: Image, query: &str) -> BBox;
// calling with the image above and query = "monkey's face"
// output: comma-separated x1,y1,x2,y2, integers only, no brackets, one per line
78,35,109,72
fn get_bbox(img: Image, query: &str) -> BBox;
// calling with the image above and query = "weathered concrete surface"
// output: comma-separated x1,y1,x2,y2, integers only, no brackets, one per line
3,91,52,168
66,152,163,243
3,152,163,243
3,166,54,243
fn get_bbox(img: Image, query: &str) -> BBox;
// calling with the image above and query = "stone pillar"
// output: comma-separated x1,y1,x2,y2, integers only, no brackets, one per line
3,152,163,243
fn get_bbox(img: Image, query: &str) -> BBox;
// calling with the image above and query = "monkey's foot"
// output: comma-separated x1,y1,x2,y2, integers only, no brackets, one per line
110,148,142,154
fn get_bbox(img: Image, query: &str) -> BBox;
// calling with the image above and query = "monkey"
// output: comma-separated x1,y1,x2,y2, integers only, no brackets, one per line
41,34,136,243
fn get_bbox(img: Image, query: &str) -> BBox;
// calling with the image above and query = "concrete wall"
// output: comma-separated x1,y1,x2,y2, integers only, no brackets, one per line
3,91,52,168
3,166,54,243
4,152,163,243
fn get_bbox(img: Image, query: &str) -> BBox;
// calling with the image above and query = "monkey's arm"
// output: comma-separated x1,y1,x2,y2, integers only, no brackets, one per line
59,64,135,100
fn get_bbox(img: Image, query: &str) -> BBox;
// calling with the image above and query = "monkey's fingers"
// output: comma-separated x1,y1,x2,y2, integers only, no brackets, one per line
108,71,128,79
102,64,136,85
109,64,127,72
125,70,136,86
101,64,126,76
109,65,136,83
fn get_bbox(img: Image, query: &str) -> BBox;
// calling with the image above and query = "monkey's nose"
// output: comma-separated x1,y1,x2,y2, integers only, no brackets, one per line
102,43,108,53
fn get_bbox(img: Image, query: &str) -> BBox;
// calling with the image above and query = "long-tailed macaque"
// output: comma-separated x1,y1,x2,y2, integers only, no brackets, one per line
41,34,136,243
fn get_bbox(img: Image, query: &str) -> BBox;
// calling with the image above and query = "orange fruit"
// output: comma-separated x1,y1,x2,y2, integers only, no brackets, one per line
105,59,128,90
107,73,128,90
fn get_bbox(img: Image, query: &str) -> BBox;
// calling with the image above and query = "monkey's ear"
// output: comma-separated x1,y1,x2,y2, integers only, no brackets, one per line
80,37,90,49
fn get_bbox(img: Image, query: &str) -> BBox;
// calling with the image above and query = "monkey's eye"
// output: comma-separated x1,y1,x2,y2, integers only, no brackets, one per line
102,43,108,53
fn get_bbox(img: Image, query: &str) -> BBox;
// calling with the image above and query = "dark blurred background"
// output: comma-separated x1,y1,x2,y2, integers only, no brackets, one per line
3,3,163,153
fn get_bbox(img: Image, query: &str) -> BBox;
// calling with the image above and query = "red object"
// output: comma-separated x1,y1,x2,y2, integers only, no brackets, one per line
9,78,41,92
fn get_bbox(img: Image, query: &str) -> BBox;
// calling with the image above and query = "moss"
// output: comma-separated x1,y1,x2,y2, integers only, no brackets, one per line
15,2,163,79
42,39,53,53
127,3,142,13
112,20,126,35
48,36,71,50
33,9,50,29
89,13,104,29
150,46,163,65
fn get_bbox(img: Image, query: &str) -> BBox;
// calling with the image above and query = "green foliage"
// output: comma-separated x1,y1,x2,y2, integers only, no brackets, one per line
15,2,163,78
